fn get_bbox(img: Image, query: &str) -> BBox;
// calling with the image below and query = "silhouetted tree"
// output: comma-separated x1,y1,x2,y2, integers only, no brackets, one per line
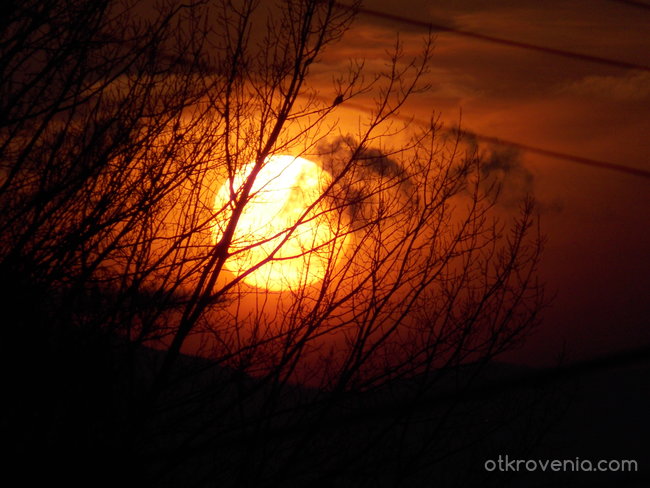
0,1,545,486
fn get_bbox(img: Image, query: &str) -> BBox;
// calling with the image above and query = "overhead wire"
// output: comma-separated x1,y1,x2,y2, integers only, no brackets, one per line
332,2,650,73
605,0,650,11
310,95,650,180
323,2,650,179
112,2,649,180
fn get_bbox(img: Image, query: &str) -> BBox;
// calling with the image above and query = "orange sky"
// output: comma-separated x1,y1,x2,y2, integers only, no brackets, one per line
312,0,650,365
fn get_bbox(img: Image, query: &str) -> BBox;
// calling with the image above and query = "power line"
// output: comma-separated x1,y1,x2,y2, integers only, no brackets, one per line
110,9,650,181
463,131,650,179
333,2,650,73
328,97,650,180
605,0,650,11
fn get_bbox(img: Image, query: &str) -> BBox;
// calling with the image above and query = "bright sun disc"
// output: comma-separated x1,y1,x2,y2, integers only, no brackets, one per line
213,155,344,291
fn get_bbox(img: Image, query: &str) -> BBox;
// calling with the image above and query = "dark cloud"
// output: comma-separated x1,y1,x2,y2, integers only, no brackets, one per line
455,129,533,207
315,136,414,226
317,135,407,180
349,0,460,34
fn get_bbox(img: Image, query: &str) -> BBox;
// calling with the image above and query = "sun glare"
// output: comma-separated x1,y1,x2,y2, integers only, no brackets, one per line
213,155,344,291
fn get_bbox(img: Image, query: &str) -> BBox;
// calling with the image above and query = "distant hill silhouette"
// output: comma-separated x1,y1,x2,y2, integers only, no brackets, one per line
1,274,647,487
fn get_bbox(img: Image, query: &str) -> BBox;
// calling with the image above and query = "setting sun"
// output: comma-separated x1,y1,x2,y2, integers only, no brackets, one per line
213,155,344,291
